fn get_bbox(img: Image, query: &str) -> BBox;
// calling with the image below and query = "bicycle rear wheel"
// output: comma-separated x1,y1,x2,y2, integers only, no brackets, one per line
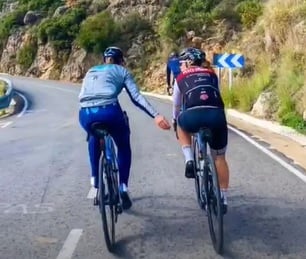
205,155,224,254
98,155,116,252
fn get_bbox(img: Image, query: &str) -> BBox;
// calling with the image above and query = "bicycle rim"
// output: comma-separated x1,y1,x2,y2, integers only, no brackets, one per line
205,156,224,254
110,141,121,221
193,138,205,210
99,156,116,253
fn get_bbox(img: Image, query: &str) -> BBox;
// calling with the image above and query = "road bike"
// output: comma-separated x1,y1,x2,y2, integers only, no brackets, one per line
192,127,224,254
90,122,123,253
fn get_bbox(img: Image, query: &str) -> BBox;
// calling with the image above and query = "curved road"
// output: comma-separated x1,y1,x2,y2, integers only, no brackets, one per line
0,75,306,259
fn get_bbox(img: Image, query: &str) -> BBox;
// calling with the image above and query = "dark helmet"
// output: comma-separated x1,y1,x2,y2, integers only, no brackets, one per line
103,46,125,64
178,47,206,66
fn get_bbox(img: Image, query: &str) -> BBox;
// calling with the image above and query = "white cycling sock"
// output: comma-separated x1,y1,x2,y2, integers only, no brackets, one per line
182,145,193,163
120,183,128,192
221,189,228,205
90,177,95,187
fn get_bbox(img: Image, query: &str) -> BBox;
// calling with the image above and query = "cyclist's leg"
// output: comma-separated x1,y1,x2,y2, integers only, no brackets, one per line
208,109,229,212
207,110,229,191
79,108,101,188
177,109,202,178
108,113,131,187
107,110,132,210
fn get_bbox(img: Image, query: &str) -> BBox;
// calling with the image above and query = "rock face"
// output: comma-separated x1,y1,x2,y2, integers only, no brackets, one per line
60,44,100,82
0,0,166,82
26,43,56,78
108,0,167,21
23,11,41,25
0,30,25,75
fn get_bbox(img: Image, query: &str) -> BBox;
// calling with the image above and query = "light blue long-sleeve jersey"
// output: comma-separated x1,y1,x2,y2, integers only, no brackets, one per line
78,64,159,118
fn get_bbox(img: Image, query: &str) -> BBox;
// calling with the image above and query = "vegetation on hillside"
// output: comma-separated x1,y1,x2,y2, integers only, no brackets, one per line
222,0,306,133
0,0,305,133
0,80,5,97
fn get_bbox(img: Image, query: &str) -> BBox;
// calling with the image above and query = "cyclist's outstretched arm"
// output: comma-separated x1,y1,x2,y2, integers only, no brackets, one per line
123,71,171,130
123,72,159,118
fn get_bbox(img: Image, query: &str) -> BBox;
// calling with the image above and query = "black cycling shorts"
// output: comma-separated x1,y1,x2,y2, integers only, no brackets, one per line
177,107,228,151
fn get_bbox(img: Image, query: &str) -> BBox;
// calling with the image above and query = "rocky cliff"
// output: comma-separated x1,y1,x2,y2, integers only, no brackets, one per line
0,0,168,82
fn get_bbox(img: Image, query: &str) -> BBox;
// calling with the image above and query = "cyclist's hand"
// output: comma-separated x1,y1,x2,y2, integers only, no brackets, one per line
154,115,171,130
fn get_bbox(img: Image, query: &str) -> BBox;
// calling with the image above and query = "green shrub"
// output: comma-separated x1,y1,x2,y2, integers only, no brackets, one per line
211,0,241,22
0,0,5,10
17,39,37,70
222,57,272,111
87,0,110,14
159,0,222,41
0,7,27,50
77,11,120,53
280,112,306,134
236,0,263,29
0,81,5,97
37,8,86,50
19,0,62,12
275,50,305,127
119,13,152,36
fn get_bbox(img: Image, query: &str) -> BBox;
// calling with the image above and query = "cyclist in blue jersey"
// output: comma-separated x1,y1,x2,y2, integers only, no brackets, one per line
78,46,171,210
166,51,181,94
172,47,230,213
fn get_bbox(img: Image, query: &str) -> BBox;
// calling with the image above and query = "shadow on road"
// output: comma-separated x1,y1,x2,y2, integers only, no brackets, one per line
224,194,306,258
110,194,219,259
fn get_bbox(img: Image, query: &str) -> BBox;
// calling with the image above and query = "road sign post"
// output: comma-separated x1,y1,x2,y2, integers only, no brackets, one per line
212,53,245,90
229,69,233,91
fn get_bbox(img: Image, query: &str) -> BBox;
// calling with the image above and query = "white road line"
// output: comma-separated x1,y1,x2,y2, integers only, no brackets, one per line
87,187,96,199
229,125,306,183
56,229,83,259
16,92,28,118
0,121,13,128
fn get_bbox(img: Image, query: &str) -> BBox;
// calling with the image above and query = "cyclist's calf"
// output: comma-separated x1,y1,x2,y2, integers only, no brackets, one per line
211,152,229,190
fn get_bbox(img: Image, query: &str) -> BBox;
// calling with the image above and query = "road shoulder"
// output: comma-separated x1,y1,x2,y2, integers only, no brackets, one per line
227,110,306,171
142,91,306,172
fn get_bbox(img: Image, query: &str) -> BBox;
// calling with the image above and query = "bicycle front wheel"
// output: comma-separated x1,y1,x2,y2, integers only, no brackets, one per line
193,137,206,210
98,155,116,253
205,155,224,254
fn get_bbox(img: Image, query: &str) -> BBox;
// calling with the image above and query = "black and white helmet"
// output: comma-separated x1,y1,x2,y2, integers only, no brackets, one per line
179,47,206,66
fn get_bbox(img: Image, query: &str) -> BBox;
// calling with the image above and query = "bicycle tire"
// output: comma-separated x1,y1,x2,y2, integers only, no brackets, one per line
205,155,224,254
98,154,116,253
193,137,206,210
109,139,122,220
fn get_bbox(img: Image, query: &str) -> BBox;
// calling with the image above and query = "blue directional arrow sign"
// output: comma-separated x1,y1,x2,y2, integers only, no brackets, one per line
213,53,245,68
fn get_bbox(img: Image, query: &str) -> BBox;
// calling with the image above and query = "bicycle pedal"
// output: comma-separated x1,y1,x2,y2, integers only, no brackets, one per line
116,205,123,214
93,197,99,206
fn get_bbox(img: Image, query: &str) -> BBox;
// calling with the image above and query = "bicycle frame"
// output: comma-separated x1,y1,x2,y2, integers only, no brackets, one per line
103,134,118,171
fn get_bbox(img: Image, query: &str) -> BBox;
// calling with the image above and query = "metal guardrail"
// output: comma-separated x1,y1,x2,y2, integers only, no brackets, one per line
0,77,13,110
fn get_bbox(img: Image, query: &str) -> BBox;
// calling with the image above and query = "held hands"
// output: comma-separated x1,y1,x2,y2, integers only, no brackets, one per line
154,115,171,130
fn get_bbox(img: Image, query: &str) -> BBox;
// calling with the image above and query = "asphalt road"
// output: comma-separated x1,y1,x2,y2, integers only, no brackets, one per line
0,75,306,259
